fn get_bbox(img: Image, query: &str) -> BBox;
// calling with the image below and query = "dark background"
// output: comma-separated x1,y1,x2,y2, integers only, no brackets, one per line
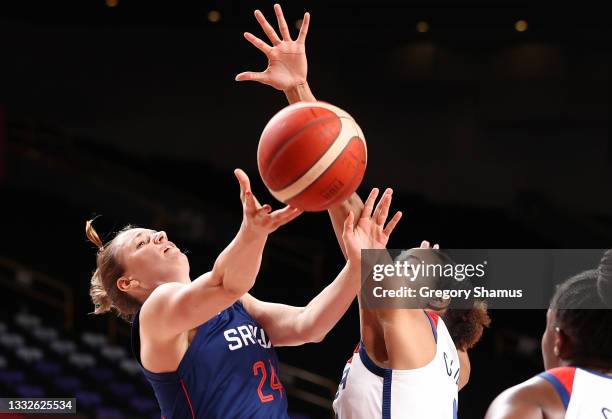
0,0,609,418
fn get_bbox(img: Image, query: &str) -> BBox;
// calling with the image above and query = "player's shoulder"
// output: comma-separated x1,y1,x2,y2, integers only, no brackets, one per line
238,293,256,310
143,282,185,308
238,293,262,317
485,374,566,419
538,367,577,390
140,282,187,328
537,367,578,410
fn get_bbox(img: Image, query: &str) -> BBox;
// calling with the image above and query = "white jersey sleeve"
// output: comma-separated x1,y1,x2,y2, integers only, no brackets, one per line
333,311,460,419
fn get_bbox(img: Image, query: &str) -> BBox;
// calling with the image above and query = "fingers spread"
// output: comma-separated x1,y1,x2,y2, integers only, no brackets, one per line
243,32,272,55
283,207,303,223
297,12,310,43
244,191,258,214
234,168,251,197
270,205,302,224
383,211,402,237
254,9,282,45
361,188,379,220
274,3,292,40
235,71,267,83
374,188,393,225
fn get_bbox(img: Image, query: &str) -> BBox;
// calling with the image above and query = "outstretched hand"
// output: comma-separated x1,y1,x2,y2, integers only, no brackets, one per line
342,188,403,263
234,169,302,237
236,4,310,91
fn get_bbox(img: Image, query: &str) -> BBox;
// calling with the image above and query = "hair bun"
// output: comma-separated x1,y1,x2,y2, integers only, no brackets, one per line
597,249,612,308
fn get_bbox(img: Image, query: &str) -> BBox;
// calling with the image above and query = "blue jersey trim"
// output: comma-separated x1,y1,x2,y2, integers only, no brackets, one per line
382,369,392,419
538,372,570,410
424,311,438,343
358,342,388,378
358,342,394,417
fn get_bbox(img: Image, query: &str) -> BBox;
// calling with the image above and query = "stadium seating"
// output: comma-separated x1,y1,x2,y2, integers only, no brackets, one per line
0,309,160,419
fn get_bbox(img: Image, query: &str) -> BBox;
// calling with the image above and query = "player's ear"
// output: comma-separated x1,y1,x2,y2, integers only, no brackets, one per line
553,326,572,360
117,276,139,293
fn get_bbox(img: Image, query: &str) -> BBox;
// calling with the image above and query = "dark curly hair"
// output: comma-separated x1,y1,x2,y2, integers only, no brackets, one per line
549,249,612,364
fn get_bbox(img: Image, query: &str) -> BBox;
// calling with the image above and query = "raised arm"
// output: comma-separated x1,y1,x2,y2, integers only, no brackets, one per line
241,188,401,346
236,4,365,258
141,169,301,340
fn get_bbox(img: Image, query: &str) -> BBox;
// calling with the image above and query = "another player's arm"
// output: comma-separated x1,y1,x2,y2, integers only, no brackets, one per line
282,58,363,259
141,169,301,340
242,189,401,346
327,195,366,259
484,377,559,419
240,260,360,346
236,4,365,256
457,349,471,390
280,40,366,258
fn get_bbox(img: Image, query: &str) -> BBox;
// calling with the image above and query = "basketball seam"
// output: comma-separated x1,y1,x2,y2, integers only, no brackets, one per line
283,135,365,207
271,101,351,119
270,116,364,203
263,114,340,190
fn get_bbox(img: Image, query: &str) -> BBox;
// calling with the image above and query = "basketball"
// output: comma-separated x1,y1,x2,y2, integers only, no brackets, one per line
257,102,367,212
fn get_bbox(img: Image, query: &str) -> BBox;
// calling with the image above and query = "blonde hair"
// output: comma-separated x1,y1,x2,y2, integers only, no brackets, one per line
86,219,140,322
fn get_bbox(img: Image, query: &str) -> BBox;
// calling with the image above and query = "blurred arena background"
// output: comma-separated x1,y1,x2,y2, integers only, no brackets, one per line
0,0,609,417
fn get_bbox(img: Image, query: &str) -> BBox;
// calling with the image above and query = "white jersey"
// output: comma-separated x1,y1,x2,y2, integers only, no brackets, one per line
539,367,612,418
333,311,460,419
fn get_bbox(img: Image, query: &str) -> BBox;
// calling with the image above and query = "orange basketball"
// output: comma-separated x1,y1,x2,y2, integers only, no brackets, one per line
257,101,367,212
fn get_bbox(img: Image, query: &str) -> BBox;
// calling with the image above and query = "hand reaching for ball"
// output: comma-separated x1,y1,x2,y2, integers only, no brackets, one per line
342,188,403,264
234,168,302,237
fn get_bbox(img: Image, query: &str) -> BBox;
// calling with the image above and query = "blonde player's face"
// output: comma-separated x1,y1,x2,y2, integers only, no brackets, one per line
116,228,190,292
541,309,561,370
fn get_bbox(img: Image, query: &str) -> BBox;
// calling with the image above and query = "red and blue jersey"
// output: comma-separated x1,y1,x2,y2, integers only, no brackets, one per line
131,300,288,419
333,311,460,419
539,366,612,417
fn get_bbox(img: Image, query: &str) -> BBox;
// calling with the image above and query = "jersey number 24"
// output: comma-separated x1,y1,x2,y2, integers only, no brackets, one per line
253,359,283,403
